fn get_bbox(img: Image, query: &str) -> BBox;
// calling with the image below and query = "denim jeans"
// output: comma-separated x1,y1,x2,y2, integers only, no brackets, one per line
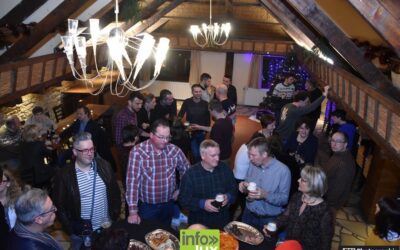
138,200,175,226
241,208,276,232
190,132,205,163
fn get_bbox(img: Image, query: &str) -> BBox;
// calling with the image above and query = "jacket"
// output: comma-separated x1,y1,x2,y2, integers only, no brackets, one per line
52,157,121,235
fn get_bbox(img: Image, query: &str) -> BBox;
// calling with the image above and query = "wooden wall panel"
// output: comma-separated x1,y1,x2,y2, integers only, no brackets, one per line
366,96,376,128
55,58,65,77
338,75,343,97
16,66,29,91
344,78,350,104
351,85,357,110
377,105,388,138
275,44,287,53
43,60,55,82
0,71,12,96
358,90,366,119
390,113,400,152
31,63,43,86
253,42,263,52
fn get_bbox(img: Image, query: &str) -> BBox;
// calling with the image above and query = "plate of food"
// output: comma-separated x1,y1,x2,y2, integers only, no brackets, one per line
224,221,264,245
220,232,239,250
128,239,152,250
145,229,180,250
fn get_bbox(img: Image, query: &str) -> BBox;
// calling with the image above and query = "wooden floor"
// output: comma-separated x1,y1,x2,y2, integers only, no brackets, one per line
229,115,260,167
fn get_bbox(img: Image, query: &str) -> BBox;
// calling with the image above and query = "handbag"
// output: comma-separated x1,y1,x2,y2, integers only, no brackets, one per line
73,160,97,236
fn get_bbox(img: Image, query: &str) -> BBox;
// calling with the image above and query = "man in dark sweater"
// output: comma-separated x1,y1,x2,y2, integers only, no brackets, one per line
191,100,234,164
178,84,211,163
223,74,237,106
322,132,356,210
305,80,323,132
179,139,237,228
277,85,329,143
152,89,177,123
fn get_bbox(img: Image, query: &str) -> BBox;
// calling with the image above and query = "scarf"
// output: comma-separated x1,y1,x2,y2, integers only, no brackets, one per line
13,222,63,250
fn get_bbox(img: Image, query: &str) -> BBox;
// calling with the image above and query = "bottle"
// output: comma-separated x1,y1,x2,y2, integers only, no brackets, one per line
83,234,92,247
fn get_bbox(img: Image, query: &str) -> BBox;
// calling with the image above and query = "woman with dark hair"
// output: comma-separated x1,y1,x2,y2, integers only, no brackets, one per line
19,124,56,187
250,114,276,141
283,117,318,197
0,168,22,248
365,197,400,246
284,117,318,166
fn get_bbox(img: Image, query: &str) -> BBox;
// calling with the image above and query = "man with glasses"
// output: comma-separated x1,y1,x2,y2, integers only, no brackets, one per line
126,119,190,225
323,131,356,210
9,188,62,249
53,132,121,250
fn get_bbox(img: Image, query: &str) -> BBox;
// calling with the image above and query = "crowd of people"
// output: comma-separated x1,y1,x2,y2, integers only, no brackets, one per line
0,72,399,250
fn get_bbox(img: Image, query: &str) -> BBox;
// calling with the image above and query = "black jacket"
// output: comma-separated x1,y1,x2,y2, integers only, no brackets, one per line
52,157,121,235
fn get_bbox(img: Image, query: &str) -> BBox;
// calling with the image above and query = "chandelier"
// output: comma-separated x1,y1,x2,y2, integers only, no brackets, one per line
60,0,170,96
190,0,231,48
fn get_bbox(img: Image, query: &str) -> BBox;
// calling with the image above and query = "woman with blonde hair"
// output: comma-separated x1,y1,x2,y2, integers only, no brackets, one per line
0,168,22,248
264,165,334,250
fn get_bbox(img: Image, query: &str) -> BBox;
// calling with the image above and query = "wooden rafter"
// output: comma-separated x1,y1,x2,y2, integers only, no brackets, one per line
258,0,341,66
285,0,399,100
126,0,185,36
163,15,281,26
0,0,91,64
348,0,400,57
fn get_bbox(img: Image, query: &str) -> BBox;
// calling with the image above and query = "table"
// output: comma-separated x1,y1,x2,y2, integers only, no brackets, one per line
111,220,276,250
56,104,111,134
111,220,178,244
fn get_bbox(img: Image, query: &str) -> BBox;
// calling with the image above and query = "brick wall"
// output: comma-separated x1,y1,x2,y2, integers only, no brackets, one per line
0,81,74,124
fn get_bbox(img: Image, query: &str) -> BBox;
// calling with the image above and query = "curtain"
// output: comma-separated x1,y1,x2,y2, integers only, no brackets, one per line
248,54,263,88
189,50,201,84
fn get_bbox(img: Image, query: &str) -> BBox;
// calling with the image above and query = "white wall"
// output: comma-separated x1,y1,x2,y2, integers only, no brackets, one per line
199,51,226,85
232,53,253,105
0,0,21,19
143,51,228,100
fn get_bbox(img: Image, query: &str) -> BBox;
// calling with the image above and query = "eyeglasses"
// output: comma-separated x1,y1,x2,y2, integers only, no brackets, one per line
74,147,95,154
299,178,308,183
153,133,172,142
330,139,346,144
38,205,57,217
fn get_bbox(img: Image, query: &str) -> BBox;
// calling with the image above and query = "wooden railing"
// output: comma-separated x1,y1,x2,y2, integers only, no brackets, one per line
300,51,400,165
0,48,107,106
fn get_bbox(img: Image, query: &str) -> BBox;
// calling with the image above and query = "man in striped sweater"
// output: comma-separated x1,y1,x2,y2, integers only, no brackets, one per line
53,132,121,250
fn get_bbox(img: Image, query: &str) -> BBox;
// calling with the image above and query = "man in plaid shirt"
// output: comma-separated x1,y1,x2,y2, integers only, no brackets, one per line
126,119,190,225
113,91,144,146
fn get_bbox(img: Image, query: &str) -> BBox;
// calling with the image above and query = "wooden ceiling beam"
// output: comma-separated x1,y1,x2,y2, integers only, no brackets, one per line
258,0,339,63
125,0,185,36
285,0,399,99
163,15,281,25
0,0,90,64
145,18,170,33
186,0,261,7
348,0,400,57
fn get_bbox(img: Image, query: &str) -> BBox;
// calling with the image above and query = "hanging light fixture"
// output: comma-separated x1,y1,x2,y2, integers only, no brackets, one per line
190,0,231,48
60,0,170,96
